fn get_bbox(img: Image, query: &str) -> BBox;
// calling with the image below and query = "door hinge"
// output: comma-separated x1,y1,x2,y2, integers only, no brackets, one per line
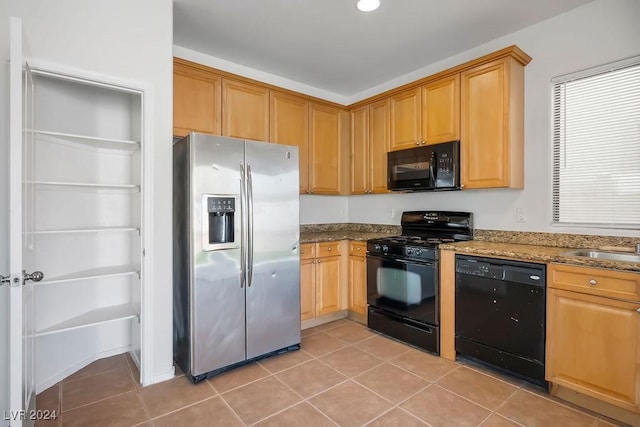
1,273,21,287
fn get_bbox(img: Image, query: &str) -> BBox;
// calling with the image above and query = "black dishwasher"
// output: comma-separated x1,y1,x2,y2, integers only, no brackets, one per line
455,255,546,386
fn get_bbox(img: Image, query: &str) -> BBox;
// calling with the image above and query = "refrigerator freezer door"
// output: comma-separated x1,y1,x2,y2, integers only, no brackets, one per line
191,134,246,376
244,141,301,359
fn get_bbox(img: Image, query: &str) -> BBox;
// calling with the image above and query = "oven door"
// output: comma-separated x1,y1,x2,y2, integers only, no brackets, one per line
366,254,438,325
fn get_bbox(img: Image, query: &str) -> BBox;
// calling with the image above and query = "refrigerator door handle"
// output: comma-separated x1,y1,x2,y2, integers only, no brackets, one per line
247,163,254,287
239,161,246,288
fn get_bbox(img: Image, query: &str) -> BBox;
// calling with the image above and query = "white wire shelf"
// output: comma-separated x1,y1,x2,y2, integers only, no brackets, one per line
37,265,140,285
35,304,139,337
27,180,140,191
31,130,140,152
27,226,140,235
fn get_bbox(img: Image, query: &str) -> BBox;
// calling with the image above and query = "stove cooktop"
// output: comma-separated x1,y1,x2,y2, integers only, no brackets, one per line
367,211,473,261
371,235,457,247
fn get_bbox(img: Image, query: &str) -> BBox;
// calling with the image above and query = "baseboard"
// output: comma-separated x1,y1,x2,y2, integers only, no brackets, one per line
552,385,640,427
35,345,131,394
148,366,176,387
347,310,367,325
301,310,347,330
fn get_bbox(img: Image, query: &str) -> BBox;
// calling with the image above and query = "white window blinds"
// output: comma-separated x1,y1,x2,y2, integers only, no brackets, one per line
552,57,640,229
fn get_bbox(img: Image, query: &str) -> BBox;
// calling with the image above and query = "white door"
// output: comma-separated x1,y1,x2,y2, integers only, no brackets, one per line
8,17,38,427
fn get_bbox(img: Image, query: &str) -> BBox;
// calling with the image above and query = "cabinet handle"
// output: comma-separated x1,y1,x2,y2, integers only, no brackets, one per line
317,259,321,264
589,279,597,286
637,308,640,313
328,247,332,251
415,141,420,145
357,247,361,251
421,141,426,145
311,259,315,264
301,249,304,254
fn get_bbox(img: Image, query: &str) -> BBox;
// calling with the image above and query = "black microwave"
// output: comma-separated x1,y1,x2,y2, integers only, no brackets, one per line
387,140,460,191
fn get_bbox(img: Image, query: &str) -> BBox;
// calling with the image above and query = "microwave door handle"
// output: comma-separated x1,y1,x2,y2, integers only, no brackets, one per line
429,151,437,183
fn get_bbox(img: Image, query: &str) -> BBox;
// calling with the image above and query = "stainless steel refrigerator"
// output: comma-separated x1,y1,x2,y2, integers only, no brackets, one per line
173,132,301,382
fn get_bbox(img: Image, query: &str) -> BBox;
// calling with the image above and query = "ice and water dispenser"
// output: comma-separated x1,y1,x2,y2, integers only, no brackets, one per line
202,195,238,251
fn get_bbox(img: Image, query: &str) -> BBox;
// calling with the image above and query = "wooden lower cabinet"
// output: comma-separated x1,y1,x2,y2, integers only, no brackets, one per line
348,241,367,315
316,256,342,316
300,242,342,320
546,265,640,413
300,257,316,321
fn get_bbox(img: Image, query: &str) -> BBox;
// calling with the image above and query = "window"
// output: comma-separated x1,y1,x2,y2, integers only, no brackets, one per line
552,56,640,229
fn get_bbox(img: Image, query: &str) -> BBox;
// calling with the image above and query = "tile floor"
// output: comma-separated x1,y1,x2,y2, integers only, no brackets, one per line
35,319,629,427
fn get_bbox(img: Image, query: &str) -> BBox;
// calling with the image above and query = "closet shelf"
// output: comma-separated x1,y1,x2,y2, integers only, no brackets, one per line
27,181,140,191
31,130,140,152
35,304,139,337
27,226,140,235
37,264,140,285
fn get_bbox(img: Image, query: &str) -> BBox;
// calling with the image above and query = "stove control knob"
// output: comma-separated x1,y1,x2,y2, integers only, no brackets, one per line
374,244,381,252
406,248,413,255
382,245,389,252
416,249,423,256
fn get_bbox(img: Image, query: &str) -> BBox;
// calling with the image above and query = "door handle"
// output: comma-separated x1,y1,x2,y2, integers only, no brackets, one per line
23,270,44,283
247,163,254,287
240,162,246,288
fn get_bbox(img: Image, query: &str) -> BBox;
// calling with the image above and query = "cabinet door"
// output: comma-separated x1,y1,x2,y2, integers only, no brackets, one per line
461,58,524,188
222,79,269,141
316,256,341,316
351,105,369,194
348,255,367,315
422,75,460,145
300,258,315,321
390,87,421,151
309,102,345,194
270,91,309,193
546,288,640,412
369,98,390,193
173,61,221,137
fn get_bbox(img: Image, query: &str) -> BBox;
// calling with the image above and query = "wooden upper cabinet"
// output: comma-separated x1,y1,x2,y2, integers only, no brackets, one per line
369,98,390,193
351,105,369,195
270,91,309,193
390,87,421,151
222,78,269,142
351,98,390,195
461,57,525,189
422,74,460,145
309,102,348,195
173,60,221,137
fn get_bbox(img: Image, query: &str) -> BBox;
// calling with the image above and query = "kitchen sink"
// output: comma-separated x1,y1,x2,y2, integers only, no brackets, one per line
561,249,640,263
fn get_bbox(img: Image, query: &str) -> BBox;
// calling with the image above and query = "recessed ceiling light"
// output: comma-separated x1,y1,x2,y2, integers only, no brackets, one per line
357,0,380,12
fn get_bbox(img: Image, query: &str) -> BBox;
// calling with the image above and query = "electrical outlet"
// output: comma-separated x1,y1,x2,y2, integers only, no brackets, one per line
516,208,527,223
388,208,395,219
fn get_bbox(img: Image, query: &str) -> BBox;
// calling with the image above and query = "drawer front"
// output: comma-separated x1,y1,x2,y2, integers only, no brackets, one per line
349,241,366,257
317,241,341,258
300,243,315,260
548,263,640,301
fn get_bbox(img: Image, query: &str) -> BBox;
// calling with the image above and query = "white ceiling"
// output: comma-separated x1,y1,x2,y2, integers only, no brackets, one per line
173,0,594,98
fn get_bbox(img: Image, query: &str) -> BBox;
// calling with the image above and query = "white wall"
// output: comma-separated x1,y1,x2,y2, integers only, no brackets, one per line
349,0,640,237
300,195,348,225
6,0,174,384
1,1,10,422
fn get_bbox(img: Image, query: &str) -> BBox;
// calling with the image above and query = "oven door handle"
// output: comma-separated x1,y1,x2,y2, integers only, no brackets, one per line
366,254,436,267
